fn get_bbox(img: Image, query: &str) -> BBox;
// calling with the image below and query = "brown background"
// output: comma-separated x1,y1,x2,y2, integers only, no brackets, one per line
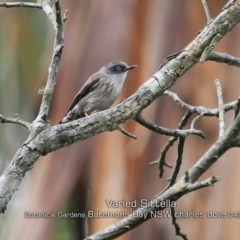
0,0,240,239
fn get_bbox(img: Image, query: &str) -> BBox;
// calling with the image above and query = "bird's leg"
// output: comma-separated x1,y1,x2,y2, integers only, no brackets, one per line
90,110,99,115
84,110,98,117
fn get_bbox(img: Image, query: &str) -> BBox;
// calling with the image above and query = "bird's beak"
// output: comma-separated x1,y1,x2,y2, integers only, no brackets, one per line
125,65,137,71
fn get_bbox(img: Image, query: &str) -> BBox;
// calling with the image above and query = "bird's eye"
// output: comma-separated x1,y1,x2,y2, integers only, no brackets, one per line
116,66,121,71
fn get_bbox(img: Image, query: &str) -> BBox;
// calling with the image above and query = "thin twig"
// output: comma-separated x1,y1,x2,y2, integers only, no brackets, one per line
171,206,188,240
86,176,219,240
135,114,204,138
215,79,225,138
150,112,191,165
0,2,42,9
191,115,203,129
167,138,185,188
0,1,236,236
164,90,237,116
200,33,222,62
201,0,211,22
0,114,30,130
185,176,220,192
207,52,240,68
184,171,190,183
42,1,57,31
115,125,137,140
37,0,64,121
177,112,192,129
156,138,186,197
233,98,240,119
63,9,68,24
150,112,192,178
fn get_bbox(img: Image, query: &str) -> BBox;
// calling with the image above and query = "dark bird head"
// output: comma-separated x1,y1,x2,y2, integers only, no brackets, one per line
103,61,137,74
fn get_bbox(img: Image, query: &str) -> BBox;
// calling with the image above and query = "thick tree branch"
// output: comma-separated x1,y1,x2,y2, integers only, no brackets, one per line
233,98,240,119
0,0,239,230
200,33,222,62
155,137,186,198
0,1,64,123
184,112,240,184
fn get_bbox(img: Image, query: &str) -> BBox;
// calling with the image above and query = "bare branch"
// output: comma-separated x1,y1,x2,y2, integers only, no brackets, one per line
115,125,137,140
171,176,220,240
185,176,220,192
41,0,58,31
0,114,30,130
37,0,64,121
215,79,225,138
200,33,222,62
0,2,42,9
190,114,203,129
201,0,211,22
85,176,219,240
135,114,204,138
150,112,191,179
0,0,239,217
233,98,240,119
171,206,188,240
207,52,240,68
164,90,237,116
157,51,182,71
182,113,240,185
167,138,185,188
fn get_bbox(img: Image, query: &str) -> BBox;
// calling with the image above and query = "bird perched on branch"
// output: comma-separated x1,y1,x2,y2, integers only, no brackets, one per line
59,61,137,123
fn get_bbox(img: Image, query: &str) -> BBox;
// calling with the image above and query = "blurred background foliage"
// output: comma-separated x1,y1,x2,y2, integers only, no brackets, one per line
1,0,240,239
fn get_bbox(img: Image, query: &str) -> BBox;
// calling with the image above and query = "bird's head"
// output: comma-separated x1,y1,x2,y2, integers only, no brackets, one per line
103,61,137,75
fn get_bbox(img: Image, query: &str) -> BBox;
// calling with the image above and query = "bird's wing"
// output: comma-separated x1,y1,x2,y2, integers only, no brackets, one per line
67,76,101,112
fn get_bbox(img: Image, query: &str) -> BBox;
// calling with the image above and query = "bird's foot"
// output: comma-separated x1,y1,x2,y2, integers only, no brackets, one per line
84,110,98,117
90,110,99,115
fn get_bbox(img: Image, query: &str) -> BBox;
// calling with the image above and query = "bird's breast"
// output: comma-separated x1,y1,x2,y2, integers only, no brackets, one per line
80,72,127,113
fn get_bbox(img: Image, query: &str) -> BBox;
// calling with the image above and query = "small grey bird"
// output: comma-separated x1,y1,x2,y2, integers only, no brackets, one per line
60,61,137,123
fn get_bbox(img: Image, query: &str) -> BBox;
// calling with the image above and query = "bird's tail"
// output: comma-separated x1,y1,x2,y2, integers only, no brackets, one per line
58,110,85,124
